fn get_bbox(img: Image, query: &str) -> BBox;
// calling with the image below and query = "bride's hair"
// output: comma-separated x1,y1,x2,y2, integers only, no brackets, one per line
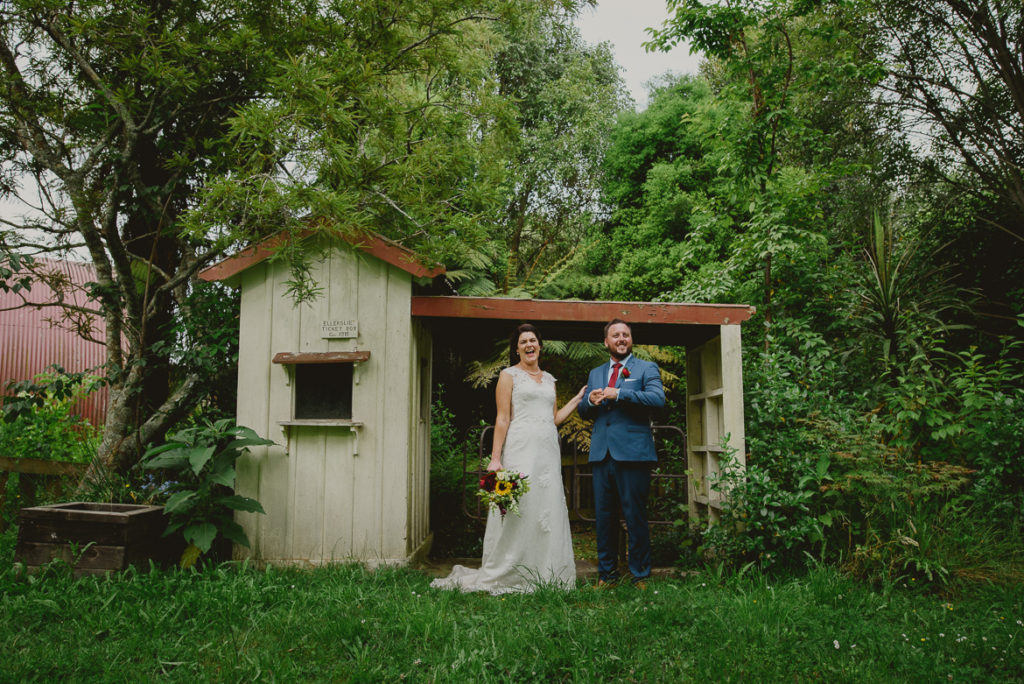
509,323,543,366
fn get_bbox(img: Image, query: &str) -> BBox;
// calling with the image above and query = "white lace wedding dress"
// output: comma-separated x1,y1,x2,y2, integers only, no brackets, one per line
430,366,576,594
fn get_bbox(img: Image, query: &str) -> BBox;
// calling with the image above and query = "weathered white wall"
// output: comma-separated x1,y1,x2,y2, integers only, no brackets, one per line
232,247,431,566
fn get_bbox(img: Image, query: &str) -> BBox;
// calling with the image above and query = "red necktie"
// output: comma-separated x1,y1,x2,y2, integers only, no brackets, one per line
608,362,622,387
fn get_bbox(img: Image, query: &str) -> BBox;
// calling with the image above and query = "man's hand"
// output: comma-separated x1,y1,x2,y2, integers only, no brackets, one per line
588,387,619,405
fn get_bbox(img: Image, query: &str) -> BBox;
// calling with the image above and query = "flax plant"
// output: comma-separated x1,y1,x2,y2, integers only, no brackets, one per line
857,209,968,373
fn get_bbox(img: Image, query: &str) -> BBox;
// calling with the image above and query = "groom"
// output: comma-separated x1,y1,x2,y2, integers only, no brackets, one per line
578,319,665,587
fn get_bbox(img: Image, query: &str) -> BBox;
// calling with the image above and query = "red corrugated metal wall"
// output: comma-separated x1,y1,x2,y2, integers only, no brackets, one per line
0,259,108,426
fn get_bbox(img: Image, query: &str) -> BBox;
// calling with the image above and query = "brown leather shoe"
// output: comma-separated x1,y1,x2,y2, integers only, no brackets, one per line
633,581,648,591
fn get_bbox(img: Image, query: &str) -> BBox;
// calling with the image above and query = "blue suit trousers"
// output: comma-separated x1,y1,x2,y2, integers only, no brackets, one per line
592,454,652,582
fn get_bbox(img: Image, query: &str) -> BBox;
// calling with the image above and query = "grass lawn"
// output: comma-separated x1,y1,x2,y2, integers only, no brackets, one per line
1,526,1022,683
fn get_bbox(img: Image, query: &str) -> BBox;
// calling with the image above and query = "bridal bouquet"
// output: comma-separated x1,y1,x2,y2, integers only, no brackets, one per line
477,468,530,519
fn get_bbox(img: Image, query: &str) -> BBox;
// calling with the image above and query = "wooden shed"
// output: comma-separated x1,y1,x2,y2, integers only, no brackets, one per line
202,234,754,566
200,232,443,567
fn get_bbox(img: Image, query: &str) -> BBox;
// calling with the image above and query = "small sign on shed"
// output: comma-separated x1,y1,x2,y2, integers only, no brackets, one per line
321,319,357,339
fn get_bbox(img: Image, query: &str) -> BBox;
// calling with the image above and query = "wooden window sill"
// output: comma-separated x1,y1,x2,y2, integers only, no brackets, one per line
273,351,370,364
277,420,363,428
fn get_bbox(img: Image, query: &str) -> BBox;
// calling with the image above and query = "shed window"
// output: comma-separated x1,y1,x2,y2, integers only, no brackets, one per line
272,351,370,423
294,363,353,420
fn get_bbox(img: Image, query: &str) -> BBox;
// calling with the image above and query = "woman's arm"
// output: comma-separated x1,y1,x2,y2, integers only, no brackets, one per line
487,371,514,471
554,386,586,426
577,370,598,419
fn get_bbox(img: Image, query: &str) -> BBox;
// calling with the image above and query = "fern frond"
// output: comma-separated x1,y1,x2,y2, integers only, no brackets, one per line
558,414,591,453
460,247,495,271
644,345,686,366
465,357,506,388
442,268,479,283
456,276,500,297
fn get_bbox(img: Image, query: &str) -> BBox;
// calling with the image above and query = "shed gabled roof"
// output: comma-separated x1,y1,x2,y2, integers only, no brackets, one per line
199,228,445,283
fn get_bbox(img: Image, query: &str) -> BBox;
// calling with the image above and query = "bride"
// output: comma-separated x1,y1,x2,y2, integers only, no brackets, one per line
431,323,584,594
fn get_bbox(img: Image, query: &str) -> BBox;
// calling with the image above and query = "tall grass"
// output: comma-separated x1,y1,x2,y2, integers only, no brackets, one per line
1,539,1021,682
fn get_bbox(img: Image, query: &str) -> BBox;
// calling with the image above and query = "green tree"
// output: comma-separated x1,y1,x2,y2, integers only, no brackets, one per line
0,0,534,480
495,8,628,292
446,4,629,298
575,75,732,302
583,1,892,318
642,0,889,335
866,0,1024,332
870,0,1024,240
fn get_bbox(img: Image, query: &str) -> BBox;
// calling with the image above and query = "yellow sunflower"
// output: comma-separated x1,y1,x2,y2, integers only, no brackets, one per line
495,480,513,495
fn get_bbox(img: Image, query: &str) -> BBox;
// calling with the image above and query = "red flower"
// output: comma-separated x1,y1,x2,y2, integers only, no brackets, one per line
621,367,630,379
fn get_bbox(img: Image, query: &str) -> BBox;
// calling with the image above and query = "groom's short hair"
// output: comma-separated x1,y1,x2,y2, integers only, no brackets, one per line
603,318,632,337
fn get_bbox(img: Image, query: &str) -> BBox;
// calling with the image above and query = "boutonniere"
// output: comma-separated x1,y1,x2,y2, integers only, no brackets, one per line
621,367,630,379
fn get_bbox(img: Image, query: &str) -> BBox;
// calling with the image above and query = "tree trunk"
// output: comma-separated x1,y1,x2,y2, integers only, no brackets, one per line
77,368,208,493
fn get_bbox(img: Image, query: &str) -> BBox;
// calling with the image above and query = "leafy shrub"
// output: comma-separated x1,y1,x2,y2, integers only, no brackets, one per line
703,447,832,571
698,329,852,571
827,440,974,585
702,412,978,586
0,369,101,524
0,369,101,463
698,328,992,586
143,419,271,568
879,333,1024,517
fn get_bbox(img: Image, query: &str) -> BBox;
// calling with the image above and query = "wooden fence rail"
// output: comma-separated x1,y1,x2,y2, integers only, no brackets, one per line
0,456,87,529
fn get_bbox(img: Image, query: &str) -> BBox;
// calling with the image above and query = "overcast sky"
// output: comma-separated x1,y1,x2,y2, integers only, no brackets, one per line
575,1,702,109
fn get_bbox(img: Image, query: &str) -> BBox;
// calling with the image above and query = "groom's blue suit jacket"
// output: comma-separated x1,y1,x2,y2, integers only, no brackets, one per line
578,357,665,463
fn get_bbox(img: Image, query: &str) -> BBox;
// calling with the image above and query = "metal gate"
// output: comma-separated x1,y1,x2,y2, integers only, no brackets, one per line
461,425,688,526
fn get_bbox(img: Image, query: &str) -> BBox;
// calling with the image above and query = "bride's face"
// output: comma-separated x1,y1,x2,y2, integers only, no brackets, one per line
517,332,541,364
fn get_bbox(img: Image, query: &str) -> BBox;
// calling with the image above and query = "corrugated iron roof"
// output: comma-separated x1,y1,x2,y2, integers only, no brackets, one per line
0,258,108,426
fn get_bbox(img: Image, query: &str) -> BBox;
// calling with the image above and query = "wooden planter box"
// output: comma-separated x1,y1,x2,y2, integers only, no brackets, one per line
14,502,181,576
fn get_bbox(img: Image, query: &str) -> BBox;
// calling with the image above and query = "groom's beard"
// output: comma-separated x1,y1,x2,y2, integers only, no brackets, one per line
608,349,630,361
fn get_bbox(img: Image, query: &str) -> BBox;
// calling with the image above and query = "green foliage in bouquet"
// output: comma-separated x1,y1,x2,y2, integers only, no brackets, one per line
476,468,530,519
143,419,272,568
